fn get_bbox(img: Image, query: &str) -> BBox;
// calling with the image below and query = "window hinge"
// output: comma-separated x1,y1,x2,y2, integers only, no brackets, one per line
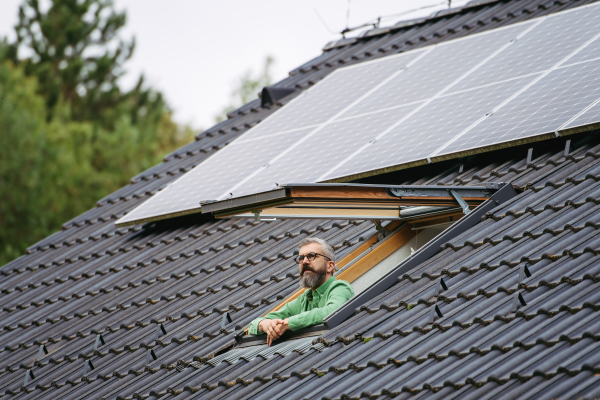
449,190,471,215
372,220,389,241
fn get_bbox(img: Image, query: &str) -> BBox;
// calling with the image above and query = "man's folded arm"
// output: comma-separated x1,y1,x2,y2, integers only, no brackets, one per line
248,297,303,335
287,285,353,331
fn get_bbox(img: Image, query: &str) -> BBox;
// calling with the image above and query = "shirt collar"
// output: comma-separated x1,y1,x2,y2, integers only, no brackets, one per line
314,276,335,297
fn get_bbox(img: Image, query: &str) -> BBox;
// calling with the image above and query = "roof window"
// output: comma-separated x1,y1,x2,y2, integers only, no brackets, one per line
217,183,518,347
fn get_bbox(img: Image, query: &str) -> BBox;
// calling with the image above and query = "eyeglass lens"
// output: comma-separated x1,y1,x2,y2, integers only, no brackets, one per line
296,252,316,263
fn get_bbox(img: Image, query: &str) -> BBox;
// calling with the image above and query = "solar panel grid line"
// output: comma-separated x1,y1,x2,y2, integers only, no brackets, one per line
232,69,439,147
564,101,600,131
238,53,429,139
425,20,555,157
332,98,427,123
437,71,542,98
214,46,435,201
429,24,600,158
231,123,322,146
556,96,600,132
448,4,600,93
316,19,541,182
559,56,600,70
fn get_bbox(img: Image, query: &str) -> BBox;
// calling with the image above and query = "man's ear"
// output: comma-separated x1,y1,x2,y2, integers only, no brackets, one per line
328,261,335,275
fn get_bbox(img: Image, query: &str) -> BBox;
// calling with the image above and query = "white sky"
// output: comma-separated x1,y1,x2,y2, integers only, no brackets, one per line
0,0,470,130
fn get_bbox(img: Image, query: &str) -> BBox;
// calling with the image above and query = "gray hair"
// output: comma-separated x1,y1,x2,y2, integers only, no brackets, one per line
298,237,336,264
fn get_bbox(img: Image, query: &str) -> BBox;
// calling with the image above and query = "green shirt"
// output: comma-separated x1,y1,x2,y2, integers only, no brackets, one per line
248,276,354,335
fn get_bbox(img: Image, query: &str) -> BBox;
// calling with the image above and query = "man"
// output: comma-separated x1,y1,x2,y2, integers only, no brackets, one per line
248,237,354,345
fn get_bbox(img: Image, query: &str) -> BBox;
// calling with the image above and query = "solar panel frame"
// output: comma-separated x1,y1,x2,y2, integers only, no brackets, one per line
564,97,600,130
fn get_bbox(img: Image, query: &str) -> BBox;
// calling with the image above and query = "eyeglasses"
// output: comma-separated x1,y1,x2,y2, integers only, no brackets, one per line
294,252,331,263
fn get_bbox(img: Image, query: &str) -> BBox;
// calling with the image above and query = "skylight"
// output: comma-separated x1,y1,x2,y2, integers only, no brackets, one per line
234,183,518,346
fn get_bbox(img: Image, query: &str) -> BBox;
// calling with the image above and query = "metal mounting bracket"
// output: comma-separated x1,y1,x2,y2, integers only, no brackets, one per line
24,369,34,386
221,312,233,329
428,304,443,323
518,264,531,283
145,349,158,364
37,344,48,359
511,292,527,312
82,359,95,376
449,189,471,215
94,334,105,350
156,323,167,339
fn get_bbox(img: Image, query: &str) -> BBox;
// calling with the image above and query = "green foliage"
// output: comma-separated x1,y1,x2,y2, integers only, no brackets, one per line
363,337,373,344
0,0,195,266
9,0,133,123
0,60,51,263
214,55,274,123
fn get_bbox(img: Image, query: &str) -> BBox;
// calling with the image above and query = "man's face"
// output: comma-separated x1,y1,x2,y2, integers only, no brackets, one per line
298,242,332,289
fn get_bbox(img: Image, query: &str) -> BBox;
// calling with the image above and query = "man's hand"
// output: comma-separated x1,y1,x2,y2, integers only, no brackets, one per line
259,319,290,346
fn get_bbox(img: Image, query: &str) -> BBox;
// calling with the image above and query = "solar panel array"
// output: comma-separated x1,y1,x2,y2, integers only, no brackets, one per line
117,3,600,226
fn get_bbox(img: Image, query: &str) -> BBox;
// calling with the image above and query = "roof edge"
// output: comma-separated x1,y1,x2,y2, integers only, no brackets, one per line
321,0,503,52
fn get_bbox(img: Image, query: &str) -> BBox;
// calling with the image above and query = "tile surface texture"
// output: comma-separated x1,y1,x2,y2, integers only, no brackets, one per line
2,0,600,399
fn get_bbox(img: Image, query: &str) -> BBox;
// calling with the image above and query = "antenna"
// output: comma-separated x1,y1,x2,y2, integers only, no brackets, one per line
318,1,456,40
338,2,448,38
313,8,336,34
346,0,351,35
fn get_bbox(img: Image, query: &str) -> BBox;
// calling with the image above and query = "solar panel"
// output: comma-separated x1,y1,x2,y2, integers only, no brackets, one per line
325,76,534,180
339,22,536,117
232,106,418,197
117,3,600,227
454,7,600,92
439,59,600,155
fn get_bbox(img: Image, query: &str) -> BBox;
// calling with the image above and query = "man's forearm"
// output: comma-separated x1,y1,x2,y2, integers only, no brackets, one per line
248,317,267,335
249,299,301,335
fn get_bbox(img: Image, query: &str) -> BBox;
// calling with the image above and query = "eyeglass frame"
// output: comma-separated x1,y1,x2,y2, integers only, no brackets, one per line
294,252,331,264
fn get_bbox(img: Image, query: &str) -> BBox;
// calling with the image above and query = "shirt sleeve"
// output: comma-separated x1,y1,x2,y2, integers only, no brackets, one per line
248,295,304,335
287,282,354,331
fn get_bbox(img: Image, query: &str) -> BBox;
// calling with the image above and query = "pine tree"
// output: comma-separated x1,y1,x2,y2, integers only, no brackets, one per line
0,0,195,266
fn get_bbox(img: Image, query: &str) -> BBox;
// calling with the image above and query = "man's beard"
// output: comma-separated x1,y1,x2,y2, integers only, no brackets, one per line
299,265,327,289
